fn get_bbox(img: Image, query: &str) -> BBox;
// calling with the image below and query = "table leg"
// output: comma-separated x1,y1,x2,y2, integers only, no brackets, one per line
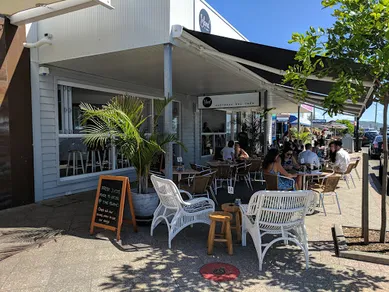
235,211,241,243
303,175,306,190
73,152,76,176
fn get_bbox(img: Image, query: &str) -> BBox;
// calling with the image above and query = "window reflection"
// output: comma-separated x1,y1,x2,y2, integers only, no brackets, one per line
57,85,154,178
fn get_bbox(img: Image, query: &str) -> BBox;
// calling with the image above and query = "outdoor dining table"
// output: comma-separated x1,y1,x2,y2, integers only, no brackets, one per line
206,161,240,168
287,169,326,215
162,168,200,183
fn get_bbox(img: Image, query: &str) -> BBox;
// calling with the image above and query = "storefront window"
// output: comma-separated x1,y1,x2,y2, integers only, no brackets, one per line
57,84,152,178
201,109,227,157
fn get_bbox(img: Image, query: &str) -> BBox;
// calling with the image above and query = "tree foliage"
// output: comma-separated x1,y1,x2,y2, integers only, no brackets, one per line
283,0,389,115
336,119,354,135
290,127,312,144
283,0,389,243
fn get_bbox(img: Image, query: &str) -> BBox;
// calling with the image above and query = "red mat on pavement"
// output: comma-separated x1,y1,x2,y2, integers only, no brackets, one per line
200,262,240,282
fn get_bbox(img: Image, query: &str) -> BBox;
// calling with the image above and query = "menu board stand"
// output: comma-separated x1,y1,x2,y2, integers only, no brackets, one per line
90,175,138,241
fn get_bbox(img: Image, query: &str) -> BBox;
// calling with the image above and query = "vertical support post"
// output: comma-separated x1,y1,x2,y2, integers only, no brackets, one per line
362,152,369,244
164,44,173,179
310,110,313,140
380,97,388,242
231,111,235,141
297,104,301,134
355,117,360,152
263,90,268,155
375,101,378,130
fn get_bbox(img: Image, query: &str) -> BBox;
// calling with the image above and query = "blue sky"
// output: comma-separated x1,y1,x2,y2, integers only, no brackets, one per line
206,0,383,124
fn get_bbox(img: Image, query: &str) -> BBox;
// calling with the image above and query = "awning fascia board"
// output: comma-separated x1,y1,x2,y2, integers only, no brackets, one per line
175,26,375,118
194,39,373,88
9,0,114,26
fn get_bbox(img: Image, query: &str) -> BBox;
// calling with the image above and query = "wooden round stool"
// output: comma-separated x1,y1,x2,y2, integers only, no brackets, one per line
207,211,233,255
221,203,242,243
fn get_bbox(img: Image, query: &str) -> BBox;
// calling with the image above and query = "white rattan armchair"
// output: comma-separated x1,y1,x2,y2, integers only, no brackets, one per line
150,175,215,248
240,190,314,271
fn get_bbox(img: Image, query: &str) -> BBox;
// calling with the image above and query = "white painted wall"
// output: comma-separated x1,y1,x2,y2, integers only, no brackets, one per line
37,0,171,64
36,0,247,64
193,0,247,41
170,0,195,30
32,65,195,201
170,0,247,41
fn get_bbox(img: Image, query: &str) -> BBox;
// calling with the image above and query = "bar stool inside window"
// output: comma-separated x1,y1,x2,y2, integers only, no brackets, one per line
85,148,103,173
66,150,85,176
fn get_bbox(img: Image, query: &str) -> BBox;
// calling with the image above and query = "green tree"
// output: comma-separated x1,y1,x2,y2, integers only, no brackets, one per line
283,0,388,242
290,127,312,144
336,119,354,135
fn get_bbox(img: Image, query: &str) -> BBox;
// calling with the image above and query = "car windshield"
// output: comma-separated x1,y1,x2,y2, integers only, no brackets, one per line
375,136,383,142
365,132,378,140
374,135,389,143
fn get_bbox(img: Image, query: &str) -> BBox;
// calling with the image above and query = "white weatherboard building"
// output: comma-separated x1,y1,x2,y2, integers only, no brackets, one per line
25,0,372,202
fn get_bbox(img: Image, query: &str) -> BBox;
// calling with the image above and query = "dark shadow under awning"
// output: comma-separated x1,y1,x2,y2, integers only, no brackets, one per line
182,28,374,118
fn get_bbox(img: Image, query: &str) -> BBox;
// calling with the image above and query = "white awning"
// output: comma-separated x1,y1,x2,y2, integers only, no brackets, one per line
0,0,113,26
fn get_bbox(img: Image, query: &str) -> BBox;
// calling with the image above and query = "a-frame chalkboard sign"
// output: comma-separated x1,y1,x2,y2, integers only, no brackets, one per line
90,175,137,241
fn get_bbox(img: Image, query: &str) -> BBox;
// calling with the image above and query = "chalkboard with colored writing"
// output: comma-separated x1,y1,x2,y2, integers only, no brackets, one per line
94,179,123,227
90,175,137,241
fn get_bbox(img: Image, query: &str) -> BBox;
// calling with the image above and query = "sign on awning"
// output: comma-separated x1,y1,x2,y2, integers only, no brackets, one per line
198,92,260,110
312,119,326,123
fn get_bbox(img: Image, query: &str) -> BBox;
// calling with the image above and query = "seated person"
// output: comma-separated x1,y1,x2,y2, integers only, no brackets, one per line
333,140,350,173
298,143,321,169
280,146,300,171
221,140,235,161
235,143,249,160
327,141,337,163
263,148,302,190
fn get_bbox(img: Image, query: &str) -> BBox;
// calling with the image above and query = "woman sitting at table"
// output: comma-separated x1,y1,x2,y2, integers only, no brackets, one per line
235,143,249,160
263,148,302,190
280,144,300,171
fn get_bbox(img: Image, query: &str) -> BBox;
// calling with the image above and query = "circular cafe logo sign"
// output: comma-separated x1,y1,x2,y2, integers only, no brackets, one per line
199,9,211,34
202,96,212,108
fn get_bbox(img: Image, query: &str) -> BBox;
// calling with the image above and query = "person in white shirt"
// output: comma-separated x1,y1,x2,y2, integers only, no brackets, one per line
222,140,235,161
298,143,321,169
333,140,350,173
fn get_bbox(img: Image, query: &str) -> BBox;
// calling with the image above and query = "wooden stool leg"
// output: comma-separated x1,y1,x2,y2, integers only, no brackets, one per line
235,211,241,243
226,221,233,255
207,221,216,255
221,221,226,237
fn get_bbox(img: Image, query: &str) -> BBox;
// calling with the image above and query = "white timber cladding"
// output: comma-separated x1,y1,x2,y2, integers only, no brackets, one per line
169,0,247,41
37,0,171,64
193,0,247,41
36,67,194,200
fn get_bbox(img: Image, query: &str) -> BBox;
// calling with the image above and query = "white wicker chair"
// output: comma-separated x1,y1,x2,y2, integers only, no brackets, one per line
240,190,314,271
150,175,215,248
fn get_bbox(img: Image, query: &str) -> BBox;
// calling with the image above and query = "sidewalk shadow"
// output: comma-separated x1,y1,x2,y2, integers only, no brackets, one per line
97,231,389,291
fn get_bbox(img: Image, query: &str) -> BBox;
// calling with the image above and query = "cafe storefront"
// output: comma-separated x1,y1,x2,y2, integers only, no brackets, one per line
24,0,373,204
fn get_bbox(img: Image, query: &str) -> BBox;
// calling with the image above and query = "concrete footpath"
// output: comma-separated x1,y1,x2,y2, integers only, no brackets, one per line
0,153,389,291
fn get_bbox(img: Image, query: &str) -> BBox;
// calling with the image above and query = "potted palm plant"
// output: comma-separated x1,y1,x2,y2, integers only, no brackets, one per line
80,95,185,219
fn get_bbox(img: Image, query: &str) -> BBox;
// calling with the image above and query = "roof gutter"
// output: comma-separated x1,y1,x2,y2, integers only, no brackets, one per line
10,0,114,26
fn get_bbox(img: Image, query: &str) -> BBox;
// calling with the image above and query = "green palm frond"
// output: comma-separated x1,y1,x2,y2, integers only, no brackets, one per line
80,94,186,194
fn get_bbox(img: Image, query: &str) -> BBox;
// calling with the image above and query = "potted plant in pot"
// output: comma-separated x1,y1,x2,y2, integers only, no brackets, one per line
80,95,185,220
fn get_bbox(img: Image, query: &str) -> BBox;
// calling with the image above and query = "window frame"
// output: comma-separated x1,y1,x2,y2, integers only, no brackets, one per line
54,79,163,182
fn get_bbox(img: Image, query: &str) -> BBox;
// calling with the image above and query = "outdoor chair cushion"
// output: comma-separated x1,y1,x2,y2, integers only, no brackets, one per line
183,199,214,213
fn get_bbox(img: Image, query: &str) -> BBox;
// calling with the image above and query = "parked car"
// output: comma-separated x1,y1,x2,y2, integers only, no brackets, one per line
369,135,389,158
362,131,378,147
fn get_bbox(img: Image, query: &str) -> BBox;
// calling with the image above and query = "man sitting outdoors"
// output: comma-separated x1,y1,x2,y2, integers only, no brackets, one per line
222,140,235,161
332,140,350,173
298,143,320,169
